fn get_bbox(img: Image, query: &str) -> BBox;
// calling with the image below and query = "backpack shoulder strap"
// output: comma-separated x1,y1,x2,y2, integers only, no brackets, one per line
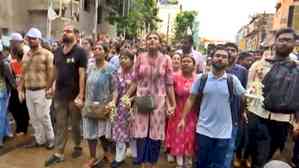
198,73,208,95
227,74,234,101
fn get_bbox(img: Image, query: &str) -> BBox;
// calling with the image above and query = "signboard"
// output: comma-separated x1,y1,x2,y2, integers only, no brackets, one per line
159,0,178,5
239,39,246,50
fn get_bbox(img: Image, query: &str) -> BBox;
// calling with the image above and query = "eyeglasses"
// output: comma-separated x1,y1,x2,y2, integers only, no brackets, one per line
214,54,229,58
278,38,295,43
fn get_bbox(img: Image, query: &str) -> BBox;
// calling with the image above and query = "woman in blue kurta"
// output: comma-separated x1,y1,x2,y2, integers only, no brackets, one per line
82,43,116,168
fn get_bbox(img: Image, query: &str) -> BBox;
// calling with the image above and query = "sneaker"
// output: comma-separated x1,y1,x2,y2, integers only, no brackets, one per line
44,154,64,167
167,154,175,163
72,147,82,158
46,139,55,150
111,160,124,168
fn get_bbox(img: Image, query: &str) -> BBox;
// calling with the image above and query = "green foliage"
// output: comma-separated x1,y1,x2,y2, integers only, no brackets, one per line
174,11,198,42
198,43,207,54
106,0,161,39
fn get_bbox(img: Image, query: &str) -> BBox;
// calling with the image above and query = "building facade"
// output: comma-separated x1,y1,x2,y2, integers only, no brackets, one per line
0,0,116,40
0,0,81,39
237,13,274,50
273,0,299,31
79,0,117,38
157,0,182,42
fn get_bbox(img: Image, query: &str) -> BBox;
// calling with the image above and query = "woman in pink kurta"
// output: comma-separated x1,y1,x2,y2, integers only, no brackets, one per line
125,32,176,168
165,55,197,167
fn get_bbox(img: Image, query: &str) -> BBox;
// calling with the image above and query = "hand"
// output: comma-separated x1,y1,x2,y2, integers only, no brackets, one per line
106,101,116,111
18,91,25,103
243,112,248,124
293,122,299,137
120,95,133,110
167,106,175,116
177,119,186,132
74,94,84,108
45,88,53,99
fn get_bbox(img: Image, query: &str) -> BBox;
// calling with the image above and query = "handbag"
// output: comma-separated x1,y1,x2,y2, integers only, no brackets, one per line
134,53,162,114
134,95,156,113
82,102,110,120
83,64,113,120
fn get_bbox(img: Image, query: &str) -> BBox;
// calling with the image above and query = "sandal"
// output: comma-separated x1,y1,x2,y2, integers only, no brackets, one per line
84,158,104,168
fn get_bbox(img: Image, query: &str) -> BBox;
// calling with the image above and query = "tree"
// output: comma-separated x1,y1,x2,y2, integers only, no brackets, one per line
106,0,161,39
173,11,198,41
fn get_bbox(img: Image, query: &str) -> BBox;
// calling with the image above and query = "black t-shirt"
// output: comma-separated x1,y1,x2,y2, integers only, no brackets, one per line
54,44,87,100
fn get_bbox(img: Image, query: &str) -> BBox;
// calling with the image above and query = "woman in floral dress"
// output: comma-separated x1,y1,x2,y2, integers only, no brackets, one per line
125,32,176,168
111,50,136,168
165,55,197,168
82,43,117,168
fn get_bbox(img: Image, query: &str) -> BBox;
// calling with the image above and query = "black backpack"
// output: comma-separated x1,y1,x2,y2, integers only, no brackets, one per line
262,60,299,113
197,73,234,102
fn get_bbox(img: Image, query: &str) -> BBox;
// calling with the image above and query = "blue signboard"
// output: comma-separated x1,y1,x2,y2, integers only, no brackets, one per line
159,0,178,5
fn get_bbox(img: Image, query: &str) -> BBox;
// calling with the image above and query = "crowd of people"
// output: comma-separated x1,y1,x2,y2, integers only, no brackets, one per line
0,25,299,168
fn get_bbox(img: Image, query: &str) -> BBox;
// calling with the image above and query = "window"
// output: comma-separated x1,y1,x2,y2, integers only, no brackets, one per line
288,5,295,27
82,0,91,11
97,5,103,24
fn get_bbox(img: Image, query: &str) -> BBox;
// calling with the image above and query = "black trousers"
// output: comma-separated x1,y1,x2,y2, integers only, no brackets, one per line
247,113,290,168
293,138,299,167
8,89,29,134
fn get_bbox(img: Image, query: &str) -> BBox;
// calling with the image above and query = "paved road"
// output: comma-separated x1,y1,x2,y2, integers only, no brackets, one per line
0,133,294,168
0,139,176,168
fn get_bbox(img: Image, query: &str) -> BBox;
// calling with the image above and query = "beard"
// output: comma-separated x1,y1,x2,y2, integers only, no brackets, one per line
212,63,226,71
276,47,293,57
62,36,74,44
29,43,39,50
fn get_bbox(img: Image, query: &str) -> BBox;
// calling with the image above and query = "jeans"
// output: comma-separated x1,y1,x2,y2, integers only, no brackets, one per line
247,113,289,168
0,90,11,144
224,126,239,168
196,134,230,168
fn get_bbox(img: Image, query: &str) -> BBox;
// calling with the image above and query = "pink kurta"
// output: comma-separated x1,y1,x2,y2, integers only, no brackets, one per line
165,73,197,156
132,52,174,140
